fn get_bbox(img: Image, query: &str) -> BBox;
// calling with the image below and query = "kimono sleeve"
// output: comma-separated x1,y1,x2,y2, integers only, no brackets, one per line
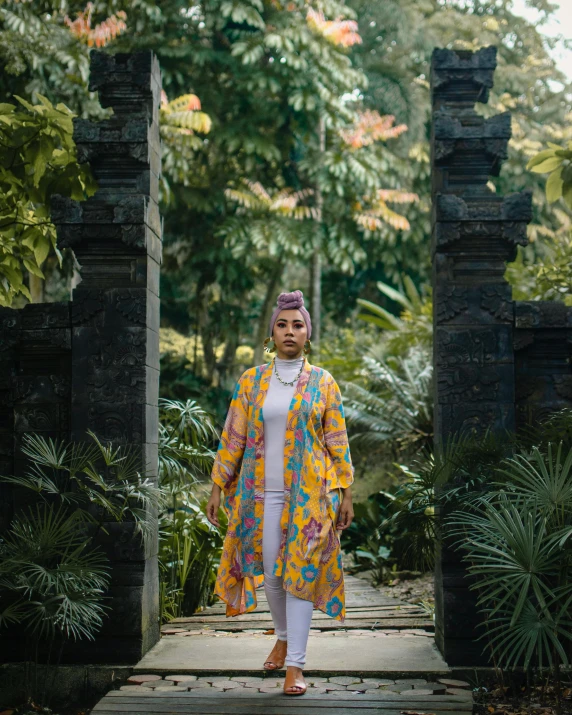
323,375,354,491
211,374,249,493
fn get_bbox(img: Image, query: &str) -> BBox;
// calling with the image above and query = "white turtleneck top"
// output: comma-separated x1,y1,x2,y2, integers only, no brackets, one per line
262,355,305,491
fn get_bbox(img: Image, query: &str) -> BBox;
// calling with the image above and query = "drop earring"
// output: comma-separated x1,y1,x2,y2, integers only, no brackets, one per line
263,337,276,353
303,339,312,355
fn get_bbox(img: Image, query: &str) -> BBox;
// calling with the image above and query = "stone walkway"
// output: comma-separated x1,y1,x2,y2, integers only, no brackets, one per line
92,575,473,713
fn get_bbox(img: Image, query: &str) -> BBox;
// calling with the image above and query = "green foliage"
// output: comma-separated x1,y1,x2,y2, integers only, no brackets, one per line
344,345,433,459
342,278,434,466
357,277,433,354
527,141,572,209
0,94,96,305
449,439,572,671
340,492,394,584
0,429,160,705
507,134,572,306
157,398,227,621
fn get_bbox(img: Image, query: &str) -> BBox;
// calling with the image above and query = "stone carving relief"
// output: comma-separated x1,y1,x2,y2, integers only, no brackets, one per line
480,286,513,321
436,286,468,323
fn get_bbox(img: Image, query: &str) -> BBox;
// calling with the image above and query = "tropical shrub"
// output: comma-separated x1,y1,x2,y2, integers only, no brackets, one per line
358,408,572,674
158,398,225,621
448,425,572,673
342,430,511,579
0,94,97,306
340,491,394,584
344,344,433,462
0,430,160,706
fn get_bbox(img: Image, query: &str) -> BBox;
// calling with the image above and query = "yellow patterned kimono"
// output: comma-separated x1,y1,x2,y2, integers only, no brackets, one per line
211,359,354,622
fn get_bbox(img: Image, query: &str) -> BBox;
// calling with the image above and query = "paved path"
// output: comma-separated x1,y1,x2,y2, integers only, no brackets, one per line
92,575,473,713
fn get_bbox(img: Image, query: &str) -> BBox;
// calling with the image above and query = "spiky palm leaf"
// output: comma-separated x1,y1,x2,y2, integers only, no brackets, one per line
0,504,110,641
447,439,572,670
159,398,218,491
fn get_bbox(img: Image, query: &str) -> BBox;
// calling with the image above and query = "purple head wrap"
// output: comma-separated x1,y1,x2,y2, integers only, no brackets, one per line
269,290,312,339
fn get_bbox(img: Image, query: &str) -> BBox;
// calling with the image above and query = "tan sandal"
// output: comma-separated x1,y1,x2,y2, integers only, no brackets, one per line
283,667,306,696
263,639,286,670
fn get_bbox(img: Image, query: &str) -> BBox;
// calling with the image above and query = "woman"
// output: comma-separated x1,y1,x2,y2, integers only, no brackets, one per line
206,290,354,696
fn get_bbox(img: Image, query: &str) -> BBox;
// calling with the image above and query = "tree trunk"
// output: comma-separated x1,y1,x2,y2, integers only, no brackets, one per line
310,250,321,357
218,327,239,388
311,114,326,359
198,285,217,385
253,260,285,366
28,273,44,303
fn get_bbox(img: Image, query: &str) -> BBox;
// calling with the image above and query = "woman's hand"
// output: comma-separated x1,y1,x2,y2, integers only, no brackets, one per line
206,484,222,527
336,488,354,530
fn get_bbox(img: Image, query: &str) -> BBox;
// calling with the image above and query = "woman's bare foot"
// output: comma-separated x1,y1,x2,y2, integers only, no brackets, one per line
263,638,287,670
283,665,306,695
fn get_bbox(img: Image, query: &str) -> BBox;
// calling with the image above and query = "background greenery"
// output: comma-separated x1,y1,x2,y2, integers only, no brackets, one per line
1,0,572,684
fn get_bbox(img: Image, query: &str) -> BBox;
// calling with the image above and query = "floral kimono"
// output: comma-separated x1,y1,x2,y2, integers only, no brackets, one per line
211,359,354,623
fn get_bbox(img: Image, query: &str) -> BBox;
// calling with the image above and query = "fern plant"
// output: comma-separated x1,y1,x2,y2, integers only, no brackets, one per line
344,345,433,459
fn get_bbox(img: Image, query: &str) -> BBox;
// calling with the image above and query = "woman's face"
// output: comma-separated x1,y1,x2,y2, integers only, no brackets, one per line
273,309,308,359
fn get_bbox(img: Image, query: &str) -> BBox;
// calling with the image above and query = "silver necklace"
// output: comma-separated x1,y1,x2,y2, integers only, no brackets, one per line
273,357,305,386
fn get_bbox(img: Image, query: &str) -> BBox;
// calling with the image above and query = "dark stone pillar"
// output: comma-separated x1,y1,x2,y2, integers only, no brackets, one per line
430,47,531,665
515,302,572,427
50,50,163,663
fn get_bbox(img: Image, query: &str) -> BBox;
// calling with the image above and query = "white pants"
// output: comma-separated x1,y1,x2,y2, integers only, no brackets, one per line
263,490,314,669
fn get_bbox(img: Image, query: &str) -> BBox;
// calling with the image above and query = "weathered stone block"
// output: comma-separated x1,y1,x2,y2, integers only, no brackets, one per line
436,325,513,366
435,401,515,438
515,300,572,329
437,363,514,404
20,302,71,329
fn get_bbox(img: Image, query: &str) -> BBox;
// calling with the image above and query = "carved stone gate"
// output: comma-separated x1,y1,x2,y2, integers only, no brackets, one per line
431,47,572,665
0,50,162,663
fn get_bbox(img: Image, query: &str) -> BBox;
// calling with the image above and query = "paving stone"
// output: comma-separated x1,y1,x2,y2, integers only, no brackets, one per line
416,683,448,694
438,678,471,688
186,682,212,689
141,681,164,688
165,674,197,682
201,676,232,683
259,686,283,693
211,680,242,689
127,674,162,685
361,678,395,686
162,628,187,635
411,689,438,696
328,676,362,685
230,676,264,682
396,678,427,685
305,676,329,684
384,683,413,692
446,687,473,697
119,685,144,691
324,682,348,690
154,685,188,691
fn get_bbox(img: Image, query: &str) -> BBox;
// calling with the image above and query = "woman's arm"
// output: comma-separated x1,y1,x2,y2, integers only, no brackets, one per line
323,375,354,530
206,376,249,527
323,375,354,491
211,375,249,492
